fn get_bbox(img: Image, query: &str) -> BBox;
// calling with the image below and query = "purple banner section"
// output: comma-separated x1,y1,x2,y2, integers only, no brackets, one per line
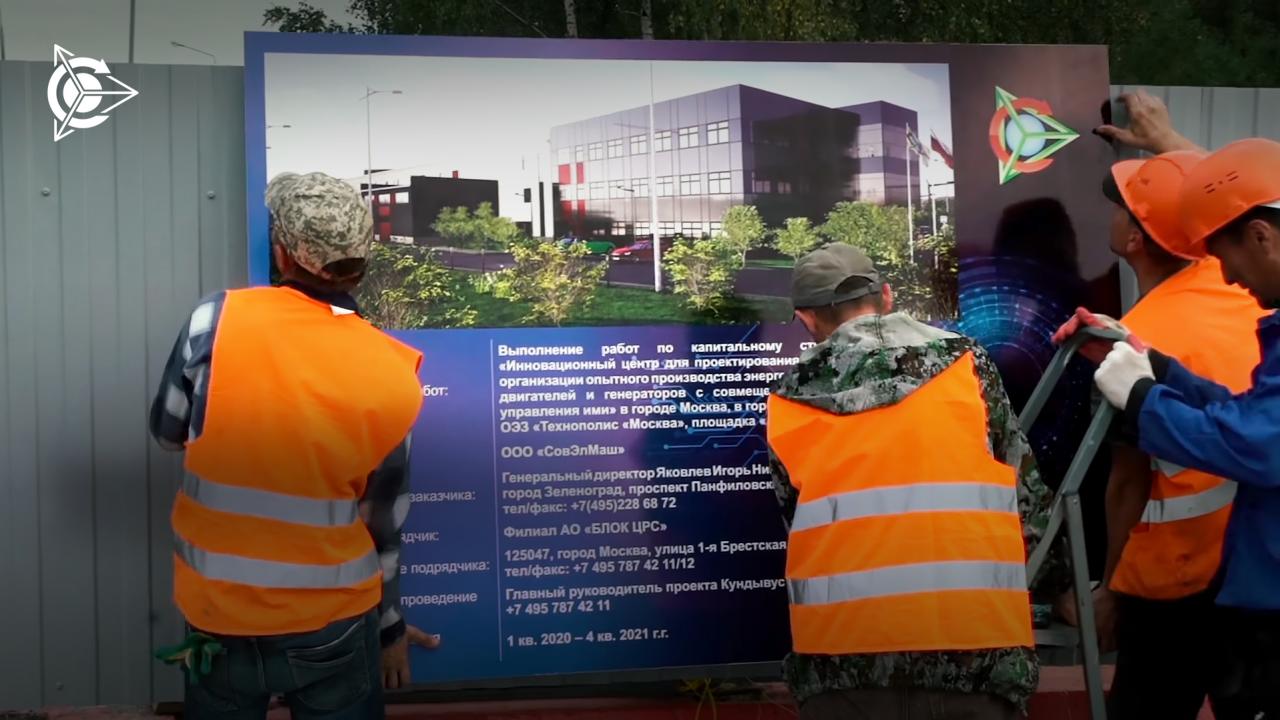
392,321,811,683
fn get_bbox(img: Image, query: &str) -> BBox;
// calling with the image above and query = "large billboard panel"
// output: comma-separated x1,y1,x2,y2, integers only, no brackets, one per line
245,33,1115,687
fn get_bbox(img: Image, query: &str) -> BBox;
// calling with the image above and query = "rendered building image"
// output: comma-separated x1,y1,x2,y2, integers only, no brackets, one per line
368,175,500,244
548,85,922,239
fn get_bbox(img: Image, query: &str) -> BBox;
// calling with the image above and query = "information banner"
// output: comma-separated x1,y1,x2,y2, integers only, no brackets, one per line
244,33,1115,685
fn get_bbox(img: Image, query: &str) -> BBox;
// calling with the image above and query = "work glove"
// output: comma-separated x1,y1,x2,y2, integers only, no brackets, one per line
1095,342,1155,409
1052,307,1148,364
155,632,224,683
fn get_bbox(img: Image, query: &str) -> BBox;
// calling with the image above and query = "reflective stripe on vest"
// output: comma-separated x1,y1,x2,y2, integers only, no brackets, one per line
769,351,1034,655
173,286,423,636
792,481,1016,533
1110,258,1264,600
176,537,379,589
182,473,360,527
789,560,1028,605
1140,480,1237,524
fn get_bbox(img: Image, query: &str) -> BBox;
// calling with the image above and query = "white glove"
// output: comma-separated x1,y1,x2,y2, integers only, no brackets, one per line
1095,341,1155,408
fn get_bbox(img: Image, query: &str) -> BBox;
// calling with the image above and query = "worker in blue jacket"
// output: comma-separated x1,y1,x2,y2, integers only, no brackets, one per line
1094,137,1280,720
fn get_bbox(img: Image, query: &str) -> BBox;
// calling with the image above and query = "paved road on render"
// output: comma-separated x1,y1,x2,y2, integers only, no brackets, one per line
437,250,792,298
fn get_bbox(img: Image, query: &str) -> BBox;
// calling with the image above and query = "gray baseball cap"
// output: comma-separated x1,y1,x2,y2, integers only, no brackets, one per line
790,243,882,308
265,171,374,279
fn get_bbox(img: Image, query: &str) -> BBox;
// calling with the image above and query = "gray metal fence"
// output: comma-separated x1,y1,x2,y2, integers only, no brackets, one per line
0,60,245,710
0,64,1277,710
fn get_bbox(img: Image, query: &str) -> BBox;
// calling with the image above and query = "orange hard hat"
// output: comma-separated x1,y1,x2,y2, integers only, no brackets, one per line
1179,137,1280,257
1107,150,1206,259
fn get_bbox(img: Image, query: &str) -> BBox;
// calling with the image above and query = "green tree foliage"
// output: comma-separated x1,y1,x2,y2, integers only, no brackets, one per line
773,216,822,261
819,201,909,268
663,236,739,315
265,0,1280,87
719,205,767,265
491,238,606,326
432,202,522,251
357,243,478,329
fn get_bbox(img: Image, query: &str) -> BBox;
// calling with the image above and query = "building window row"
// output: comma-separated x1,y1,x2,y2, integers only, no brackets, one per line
572,171,737,197
559,122,733,166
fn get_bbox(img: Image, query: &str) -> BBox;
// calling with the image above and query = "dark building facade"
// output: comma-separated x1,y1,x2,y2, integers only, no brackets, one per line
548,85,921,239
370,176,500,244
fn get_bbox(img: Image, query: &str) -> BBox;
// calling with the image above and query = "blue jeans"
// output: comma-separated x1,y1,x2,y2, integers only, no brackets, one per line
184,610,384,720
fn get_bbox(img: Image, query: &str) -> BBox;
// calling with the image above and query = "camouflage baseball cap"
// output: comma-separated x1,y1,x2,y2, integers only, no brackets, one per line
791,243,881,308
265,171,373,279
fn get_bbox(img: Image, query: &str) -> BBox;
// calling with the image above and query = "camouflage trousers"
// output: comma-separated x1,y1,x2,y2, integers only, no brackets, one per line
798,688,1020,719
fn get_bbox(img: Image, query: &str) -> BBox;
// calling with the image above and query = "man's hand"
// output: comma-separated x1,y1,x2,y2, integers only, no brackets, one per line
1095,90,1202,154
381,625,440,690
1096,342,1156,408
1093,586,1119,654
1052,308,1146,364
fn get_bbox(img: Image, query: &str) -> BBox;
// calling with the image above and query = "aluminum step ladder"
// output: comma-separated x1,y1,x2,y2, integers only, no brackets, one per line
1020,326,1123,720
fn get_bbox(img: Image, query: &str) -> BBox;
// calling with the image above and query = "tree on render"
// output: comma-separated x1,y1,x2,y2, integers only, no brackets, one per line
819,201,908,268
719,205,767,266
774,217,822,261
357,243,478,330
663,235,739,315
491,237,605,326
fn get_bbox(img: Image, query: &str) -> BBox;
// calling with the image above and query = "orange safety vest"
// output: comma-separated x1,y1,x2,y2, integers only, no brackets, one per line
172,286,424,636
1110,258,1266,599
768,352,1034,655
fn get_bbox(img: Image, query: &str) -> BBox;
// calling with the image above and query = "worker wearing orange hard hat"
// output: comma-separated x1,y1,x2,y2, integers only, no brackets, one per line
1055,149,1267,720
1089,137,1280,719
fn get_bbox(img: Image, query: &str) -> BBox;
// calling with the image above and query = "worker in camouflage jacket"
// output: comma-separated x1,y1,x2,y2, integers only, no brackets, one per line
766,243,1071,719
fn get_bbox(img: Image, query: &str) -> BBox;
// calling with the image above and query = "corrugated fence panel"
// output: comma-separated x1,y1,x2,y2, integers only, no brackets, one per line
1,62,1278,710
0,60,245,710
1114,84,1280,148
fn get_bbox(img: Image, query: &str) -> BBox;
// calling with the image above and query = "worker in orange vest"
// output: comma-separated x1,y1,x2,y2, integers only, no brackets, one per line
1090,138,1280,719
768,243,1070,720
148,172,437,719
1054,151,1267,719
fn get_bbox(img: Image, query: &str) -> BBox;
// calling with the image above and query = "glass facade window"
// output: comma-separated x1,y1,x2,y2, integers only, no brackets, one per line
659,221,676,236
563,184,576,201
608,138,624,158
679,174,701,195
590,182,606,200
707,121,729,144
678,126,699,148
635,222,651,237
612,222,627,236
588,143,604,161
655,131,672,152
777,181,793,195
630,135,648,155
753,178,772,194
709,221,723,236
575,146,584,163
681,222,702,237
656,176,674,196
394,191,409,203
707,171,731,194
557,148,572,164
633,178,649,197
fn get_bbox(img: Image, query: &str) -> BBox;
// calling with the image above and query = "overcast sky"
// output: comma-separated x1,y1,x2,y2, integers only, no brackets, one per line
264,52,955,217
0,0,355,65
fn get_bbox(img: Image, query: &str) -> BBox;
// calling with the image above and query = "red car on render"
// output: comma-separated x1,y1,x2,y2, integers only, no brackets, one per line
609,238,675,262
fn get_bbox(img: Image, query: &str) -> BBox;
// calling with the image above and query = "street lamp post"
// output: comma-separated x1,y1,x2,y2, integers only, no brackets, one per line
361,87,403,210
170,41,217,64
